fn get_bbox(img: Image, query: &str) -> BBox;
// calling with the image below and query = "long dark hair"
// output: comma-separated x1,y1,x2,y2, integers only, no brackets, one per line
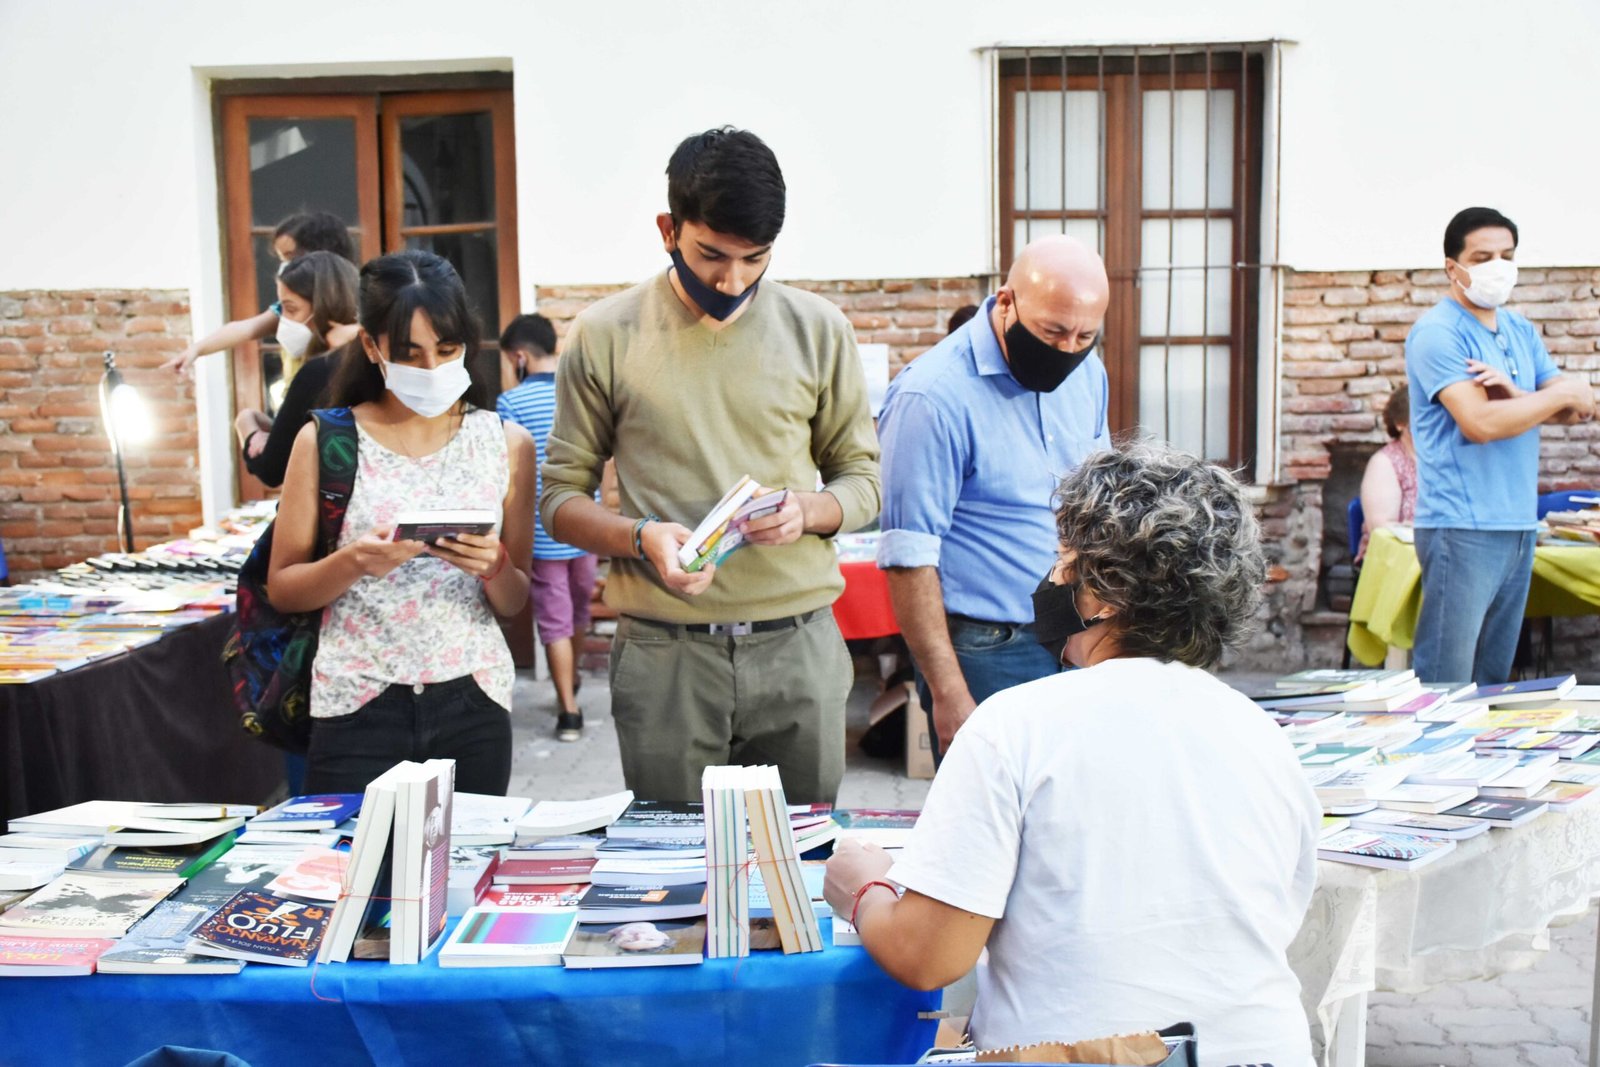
326,250,497,411
273,212,357,263
278,251,358,360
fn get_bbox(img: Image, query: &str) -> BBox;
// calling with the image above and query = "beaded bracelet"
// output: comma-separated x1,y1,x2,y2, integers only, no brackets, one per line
849,879,898,930
630,515,658,561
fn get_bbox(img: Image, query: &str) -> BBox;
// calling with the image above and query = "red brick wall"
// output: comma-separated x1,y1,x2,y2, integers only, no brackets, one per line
1281,267,1600,483
534,275,989,372
0,290,203,578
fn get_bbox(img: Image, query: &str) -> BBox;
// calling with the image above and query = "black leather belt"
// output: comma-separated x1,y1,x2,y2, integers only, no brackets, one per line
626,608,827,637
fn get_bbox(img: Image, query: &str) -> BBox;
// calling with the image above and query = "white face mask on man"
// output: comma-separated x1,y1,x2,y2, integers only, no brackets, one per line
275,314,316,359
1456,257,1518,310
380,356,472,418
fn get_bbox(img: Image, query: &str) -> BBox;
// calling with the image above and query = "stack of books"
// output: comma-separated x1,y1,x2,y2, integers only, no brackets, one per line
1245,670,1600,868
702,767,751,960
318,758,456,966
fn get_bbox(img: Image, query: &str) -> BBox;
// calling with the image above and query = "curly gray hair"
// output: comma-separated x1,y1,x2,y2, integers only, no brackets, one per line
1053,441,1264,668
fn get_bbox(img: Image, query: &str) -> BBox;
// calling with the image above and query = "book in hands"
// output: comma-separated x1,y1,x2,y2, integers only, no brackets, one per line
676,477,789,573
391,509,497,545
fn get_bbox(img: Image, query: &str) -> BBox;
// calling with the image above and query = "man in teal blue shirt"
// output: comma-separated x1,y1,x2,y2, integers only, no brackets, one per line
1406,207,1594,684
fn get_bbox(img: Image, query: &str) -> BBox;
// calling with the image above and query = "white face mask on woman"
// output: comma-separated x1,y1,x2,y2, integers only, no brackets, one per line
275,314,315,359
1457,257,1518,310
380,356,471,418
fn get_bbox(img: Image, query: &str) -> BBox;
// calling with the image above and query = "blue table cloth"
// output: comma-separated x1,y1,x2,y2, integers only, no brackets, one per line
0,917,939,1067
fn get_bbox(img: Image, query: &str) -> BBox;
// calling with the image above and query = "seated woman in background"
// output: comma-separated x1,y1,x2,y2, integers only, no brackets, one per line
231,251,361,488
825,442,1320,1067
1356,384,1418,561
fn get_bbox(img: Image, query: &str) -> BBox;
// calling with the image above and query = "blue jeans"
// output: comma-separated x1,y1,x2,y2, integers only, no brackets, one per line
1414,527,1536,686
913,614,1063,766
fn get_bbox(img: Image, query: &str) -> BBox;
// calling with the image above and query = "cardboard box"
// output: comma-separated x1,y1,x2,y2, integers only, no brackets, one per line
903,681,935,780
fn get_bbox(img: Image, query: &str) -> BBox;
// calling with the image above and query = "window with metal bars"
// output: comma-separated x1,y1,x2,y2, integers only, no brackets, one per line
999,46,1267,472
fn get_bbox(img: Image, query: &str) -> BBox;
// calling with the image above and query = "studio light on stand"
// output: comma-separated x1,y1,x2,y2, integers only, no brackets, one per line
98,350,153,554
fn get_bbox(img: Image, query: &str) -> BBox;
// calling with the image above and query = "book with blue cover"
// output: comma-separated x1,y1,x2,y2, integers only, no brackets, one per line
1316,829,1456,869
1460,675,1578,706
247,794,364,831
187,889,331,967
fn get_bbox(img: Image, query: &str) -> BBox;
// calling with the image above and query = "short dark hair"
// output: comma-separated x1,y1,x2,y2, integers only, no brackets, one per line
1444,207,1518,261
666,127,786,246
500,313,557,357
273,212,358,264
947,305,979,335
1382,383,1410,440
327,249,497,410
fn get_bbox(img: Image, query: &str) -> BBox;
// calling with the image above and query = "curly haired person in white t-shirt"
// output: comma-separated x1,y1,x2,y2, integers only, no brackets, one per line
826,441,1322,1067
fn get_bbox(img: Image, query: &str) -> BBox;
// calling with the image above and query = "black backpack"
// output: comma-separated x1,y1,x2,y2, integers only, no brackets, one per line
222,408,359,752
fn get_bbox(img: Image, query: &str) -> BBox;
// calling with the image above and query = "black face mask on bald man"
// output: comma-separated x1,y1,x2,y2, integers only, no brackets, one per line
1002,296,1096,393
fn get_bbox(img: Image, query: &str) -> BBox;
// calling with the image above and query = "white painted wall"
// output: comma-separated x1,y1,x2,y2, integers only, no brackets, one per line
3,0,1599,297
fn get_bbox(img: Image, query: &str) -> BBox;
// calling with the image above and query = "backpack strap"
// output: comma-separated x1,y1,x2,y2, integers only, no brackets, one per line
309,407,359,558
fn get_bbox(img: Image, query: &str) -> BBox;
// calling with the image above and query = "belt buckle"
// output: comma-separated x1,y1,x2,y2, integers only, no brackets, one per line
708,621,753,637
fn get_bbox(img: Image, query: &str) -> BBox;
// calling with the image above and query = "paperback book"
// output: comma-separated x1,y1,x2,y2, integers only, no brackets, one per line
606,801,705,841
577,883,709,923
0,933,116,976
0,872,183,939
98,899,247,975
451,792,533,846
1442,797,1548,828
187,889,331,967
516,790,633,840
561,918,706,968
1316,829,1457,870
493,858,598,886
438,906,578,968
264,846,351,904
68,834,235,880
1348,808,1490,841
247,794,364,832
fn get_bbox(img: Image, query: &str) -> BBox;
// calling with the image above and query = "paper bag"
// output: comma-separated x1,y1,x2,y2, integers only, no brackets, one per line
976,1029,1171,1064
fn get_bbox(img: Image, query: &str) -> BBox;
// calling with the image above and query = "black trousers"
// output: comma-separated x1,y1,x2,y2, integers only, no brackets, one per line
304,675,512,796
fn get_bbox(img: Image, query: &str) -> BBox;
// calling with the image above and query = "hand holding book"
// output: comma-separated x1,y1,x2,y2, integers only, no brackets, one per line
736,487,803,547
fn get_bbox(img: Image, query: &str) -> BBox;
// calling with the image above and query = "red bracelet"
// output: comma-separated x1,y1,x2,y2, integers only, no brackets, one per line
478,543,510,583
849,879,898,930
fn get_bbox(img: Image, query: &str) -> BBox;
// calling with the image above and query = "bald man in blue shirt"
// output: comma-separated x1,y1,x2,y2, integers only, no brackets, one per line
878,236,1111,761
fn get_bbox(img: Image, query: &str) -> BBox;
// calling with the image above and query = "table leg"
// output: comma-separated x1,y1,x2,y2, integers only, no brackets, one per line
1590,901,1599,1067
1326,990,1368,1067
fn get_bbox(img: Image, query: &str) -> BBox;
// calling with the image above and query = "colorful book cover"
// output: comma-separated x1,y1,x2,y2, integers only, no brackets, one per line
438,906,578,967
1479,708,1579,731
561,918,706,968
265,846,351,904
187,889,331,966
0,933,116,975
493,858,597,885
248,794,364,831
1317,829,1455,866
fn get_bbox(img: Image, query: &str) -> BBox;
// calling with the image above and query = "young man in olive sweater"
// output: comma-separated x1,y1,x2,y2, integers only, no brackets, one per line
539,127,881,804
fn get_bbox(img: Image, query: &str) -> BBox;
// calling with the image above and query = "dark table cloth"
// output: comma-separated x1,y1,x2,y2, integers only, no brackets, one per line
1,614,283,829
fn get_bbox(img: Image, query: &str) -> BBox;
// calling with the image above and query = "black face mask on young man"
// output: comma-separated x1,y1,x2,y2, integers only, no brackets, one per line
1002,297,1096,393
670,247,764,321
1031,575,1107,664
